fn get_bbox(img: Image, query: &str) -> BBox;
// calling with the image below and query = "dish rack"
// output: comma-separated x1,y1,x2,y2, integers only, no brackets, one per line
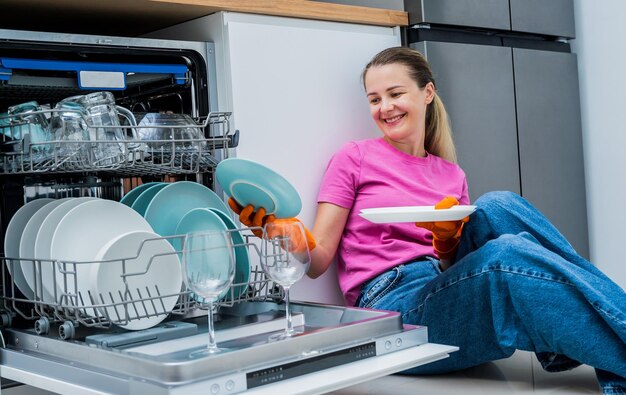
0,110,236,177
0,110,283,339
0,229,282,340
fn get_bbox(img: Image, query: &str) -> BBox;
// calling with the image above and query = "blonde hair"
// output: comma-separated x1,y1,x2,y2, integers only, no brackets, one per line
362,47,457,163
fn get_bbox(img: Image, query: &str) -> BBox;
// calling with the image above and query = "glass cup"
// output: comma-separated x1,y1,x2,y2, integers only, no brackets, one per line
69,92,139,166
181,230,235,356
261,220,311,339
49,101,91,166
7,101,53,164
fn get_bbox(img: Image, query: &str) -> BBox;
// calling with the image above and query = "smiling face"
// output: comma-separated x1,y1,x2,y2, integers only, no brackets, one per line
364,63,434,157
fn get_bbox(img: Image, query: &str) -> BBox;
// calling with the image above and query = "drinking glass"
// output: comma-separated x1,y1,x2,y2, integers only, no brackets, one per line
74,91,140,166
261,220,311,339
7,101,52,163
49,101,91,166
181,230,235,356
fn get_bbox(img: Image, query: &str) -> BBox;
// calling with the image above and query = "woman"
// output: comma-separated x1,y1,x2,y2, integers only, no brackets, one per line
230,47,626,393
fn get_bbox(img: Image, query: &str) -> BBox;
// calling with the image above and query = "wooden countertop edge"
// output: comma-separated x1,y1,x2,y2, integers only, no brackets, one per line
148,0,409,27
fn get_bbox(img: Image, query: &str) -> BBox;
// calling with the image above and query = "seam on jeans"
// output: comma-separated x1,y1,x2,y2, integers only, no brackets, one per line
364,266,403,309
411,264,574,313
591,301,626,329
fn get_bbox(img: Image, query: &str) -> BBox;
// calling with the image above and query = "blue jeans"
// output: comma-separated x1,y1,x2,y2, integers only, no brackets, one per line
356,191,626,394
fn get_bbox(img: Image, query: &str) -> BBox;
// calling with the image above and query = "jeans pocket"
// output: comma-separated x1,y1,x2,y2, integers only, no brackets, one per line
426,256,443,274
358,266,403,309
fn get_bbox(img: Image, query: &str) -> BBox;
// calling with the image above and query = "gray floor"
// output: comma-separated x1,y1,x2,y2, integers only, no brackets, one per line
4,351,600,394
332,351,600,395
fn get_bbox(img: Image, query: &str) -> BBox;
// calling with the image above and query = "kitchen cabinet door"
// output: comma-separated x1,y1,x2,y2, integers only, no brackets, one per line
510,0,576,38
514,48,589,258
412,41,520,202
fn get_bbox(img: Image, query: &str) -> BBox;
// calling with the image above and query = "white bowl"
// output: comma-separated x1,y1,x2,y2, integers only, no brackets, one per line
137,113,205,150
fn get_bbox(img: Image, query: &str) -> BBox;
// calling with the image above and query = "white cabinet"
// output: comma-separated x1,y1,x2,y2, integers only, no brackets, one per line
149,12,401,305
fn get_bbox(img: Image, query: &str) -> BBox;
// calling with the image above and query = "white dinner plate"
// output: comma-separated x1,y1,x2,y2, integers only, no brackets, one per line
215,158,302,218
92,230,182,331
34,197,99,303
19,198,72,300
359,205,477,224
50,199,153,316
4,198,55,299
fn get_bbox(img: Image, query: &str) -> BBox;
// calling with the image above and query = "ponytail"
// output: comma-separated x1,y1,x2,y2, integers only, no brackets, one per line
425,93,457,163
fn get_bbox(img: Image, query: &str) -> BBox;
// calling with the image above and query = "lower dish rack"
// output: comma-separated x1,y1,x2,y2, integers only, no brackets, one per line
0,229,283,338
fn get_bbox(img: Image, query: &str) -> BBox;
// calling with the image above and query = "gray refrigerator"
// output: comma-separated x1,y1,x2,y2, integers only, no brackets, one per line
405,0,589,259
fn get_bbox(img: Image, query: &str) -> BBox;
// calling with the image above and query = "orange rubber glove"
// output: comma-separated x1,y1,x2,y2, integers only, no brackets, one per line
266,217,317,253
227,198,316,252
228,197,274,238
415,196,469,261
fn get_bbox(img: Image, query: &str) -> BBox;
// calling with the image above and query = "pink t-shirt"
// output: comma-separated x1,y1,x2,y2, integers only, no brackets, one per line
317,138,469,306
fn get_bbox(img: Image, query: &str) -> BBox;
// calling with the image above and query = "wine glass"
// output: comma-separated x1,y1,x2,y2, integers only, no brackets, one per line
181,230,235,356
261,220,311,339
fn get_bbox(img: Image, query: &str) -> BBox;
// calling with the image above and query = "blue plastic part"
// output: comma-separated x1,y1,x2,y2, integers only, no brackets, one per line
0,57,189,87
0,66,11,81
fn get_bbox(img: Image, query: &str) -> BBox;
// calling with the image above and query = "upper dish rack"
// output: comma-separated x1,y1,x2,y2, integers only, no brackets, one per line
0,229,282,340
0,110,236,177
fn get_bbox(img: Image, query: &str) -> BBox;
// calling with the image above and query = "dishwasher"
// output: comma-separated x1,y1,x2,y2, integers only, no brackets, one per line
0,27,457,394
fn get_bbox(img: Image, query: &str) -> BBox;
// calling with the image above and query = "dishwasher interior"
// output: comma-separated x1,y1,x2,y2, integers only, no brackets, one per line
0,28,453,394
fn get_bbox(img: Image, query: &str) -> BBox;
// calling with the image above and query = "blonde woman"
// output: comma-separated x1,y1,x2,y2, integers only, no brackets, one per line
230,47,626,393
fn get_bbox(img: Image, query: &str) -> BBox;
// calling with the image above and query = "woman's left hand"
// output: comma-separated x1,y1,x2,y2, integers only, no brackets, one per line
415,196,469,260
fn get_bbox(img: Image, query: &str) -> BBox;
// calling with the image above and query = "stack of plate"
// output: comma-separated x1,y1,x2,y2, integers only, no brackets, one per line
4,197,182,331
121,180,251,301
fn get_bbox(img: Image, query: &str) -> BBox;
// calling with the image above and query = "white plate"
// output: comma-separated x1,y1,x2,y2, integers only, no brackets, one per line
92,230,182,331
19,198,72,299
50,199,153,315
359,205,477,224
4,198,55,299
34,197,99,303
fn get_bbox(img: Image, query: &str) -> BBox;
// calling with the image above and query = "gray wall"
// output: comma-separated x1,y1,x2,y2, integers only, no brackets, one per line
572,0,626,288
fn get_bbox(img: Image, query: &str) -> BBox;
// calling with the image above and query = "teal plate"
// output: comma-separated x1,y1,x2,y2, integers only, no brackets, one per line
207,208,250,300
120,182,163,207
144,181,231,239
175,208,232,301
131,183,169,217
215,158,301,218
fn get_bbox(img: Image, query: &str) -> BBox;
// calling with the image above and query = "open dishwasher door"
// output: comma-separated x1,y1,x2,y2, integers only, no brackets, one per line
0,301,457,395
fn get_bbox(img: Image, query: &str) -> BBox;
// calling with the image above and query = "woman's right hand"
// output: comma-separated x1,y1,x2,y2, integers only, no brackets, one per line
228,198,316,252
227,197,275,238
